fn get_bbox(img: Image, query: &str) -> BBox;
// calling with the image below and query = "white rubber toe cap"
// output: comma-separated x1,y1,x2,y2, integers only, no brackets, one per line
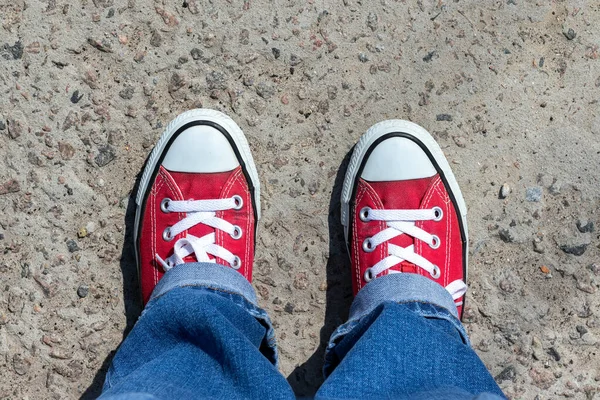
161,125,240,173
361,137,437,181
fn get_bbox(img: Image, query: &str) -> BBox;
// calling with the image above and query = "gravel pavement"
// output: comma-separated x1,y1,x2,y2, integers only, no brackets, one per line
1,1,599,398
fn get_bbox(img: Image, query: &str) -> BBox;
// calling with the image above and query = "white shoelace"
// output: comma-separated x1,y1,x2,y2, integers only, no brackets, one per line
360,206,467,306
155,196,243,271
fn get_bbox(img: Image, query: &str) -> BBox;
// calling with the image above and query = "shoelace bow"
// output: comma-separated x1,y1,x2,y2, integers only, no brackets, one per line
155,196,243,271
360,206,467,306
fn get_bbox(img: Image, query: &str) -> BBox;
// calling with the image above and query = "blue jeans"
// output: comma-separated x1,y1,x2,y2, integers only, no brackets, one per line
100,263,505,399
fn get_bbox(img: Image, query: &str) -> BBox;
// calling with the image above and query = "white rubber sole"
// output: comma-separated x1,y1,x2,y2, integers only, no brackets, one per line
340,119,469,274
133,109,261,264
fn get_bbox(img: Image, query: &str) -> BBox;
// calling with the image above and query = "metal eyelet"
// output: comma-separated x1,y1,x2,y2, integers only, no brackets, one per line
162,227,174,241
232,195,243,210
160,198,171,213
231,225,243,240
364,268,375,282
430,235,440,249
231,256,241,270
430,265,441,279
362,238,375,253
359,207,371,222
433,206,443,221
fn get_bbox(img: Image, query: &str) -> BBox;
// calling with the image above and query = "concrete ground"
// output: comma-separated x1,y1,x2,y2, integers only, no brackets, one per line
1,0,599,398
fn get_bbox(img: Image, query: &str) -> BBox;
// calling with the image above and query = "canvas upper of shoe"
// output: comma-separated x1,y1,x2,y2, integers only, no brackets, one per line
343,122,468,318
135,110,259,305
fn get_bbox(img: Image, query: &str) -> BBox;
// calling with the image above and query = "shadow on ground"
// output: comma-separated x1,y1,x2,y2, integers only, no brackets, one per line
287,151,355,396
80,174,143,399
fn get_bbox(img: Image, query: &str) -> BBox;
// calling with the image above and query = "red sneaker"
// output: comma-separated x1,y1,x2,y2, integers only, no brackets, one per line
134,109,260,304
341,120,468,318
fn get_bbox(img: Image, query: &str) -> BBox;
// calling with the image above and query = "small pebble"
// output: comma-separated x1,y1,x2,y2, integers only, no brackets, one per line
499,279,515,292
169,72,187,93
546,347,560,361
66,239,79,253
436,114,452,121
358,53,369,63
271,47,280,59
58,142,75,160
206,71,227,90
119,86,135,100
0,178,20,195
576,219,594,233
366,12,378,31
549,181,561,195
150,29,162,47
70,90,83,104
12,354,30,376
4,41,24,60
495,365,516,383
462,307,477,323
238,28,249,45
49,349,72,360
452,136,466,148
560,243,588,256
582,332,597,345
529,367,556,390
289,54,302,66
499,183,511,199
77,284,89,298
537,173,554,187
132,51,145,63
533,239,546,254
87,38,113,53
423,51,436,62
525,187,542,202
95,145,116,167
327,85,338,100
499,228,515,243
103,232,117,245
564,28,576,41
576,325,588,336
85,222,97,234
7,118,23,139
120,196,130,209
256,82,275,99
190,48,203,60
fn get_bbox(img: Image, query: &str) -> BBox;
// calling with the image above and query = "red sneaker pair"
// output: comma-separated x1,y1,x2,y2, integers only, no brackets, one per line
135,110,467,318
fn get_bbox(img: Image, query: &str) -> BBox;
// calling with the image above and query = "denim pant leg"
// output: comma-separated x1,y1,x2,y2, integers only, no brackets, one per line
100,263,295,400
316,274,506,400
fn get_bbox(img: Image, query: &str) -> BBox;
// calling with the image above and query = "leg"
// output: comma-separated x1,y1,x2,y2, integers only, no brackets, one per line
317,274,504,399
102,110,293,399
318,120,505,399
102,264,293,399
